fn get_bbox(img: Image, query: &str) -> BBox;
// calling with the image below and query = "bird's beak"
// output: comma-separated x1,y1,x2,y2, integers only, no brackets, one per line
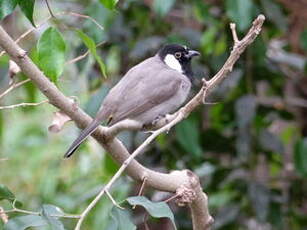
186,50,201,59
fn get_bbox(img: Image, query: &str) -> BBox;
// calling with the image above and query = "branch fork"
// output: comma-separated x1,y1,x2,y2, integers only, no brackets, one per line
0,13,265,230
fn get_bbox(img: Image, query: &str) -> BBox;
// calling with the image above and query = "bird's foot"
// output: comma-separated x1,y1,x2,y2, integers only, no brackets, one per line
151,114,166,126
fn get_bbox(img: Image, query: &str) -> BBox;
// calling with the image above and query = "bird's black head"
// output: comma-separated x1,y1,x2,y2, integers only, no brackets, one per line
158,44,200,80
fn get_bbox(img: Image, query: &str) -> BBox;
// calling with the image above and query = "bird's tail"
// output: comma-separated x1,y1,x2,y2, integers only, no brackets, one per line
64,119,101,158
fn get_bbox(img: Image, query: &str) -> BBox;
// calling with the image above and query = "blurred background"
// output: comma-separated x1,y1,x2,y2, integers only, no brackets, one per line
0,0,307,229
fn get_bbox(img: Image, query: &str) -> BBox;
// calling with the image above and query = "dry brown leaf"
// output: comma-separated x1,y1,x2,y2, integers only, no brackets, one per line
48,111,72,133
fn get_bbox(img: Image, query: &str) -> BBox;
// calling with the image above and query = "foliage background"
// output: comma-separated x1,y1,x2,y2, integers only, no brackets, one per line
0,0,307,229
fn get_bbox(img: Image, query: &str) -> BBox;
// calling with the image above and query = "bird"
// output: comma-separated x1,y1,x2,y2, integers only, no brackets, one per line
64,44,200,158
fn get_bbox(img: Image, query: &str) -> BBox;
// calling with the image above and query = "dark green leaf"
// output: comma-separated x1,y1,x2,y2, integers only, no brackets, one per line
226,0,254,31
76,29,107,78
294,138,307,177
176,118,202,158
4,215,47,230
37,27,66,82
127,196,177,229
200,27,217,55
153,0,176,17
102,153,119,178
0,184,15,201
300,29,307,51
41,204,65,230
0,0,18,20
209,191,236,209
0,111,3,146
18,0,35,26
107,207,136,230
99,0,119,10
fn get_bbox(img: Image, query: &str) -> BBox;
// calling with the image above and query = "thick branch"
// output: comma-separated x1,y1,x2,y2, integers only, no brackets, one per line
0,24,190,193
0,14,265,230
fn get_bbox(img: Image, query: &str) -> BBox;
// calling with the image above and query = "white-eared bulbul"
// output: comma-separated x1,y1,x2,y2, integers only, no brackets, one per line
64,44,200,157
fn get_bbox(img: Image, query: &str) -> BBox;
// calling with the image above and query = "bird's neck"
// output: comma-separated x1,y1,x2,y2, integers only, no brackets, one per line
181,62,194,81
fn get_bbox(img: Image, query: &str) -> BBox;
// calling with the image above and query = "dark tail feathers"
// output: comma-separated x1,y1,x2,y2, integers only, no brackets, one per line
64,120,101,158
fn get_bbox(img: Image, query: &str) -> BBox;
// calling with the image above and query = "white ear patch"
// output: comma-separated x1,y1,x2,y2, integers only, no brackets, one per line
164,54,182,73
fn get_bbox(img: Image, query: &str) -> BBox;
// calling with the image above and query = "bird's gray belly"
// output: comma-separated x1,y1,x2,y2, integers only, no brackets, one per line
132,80,191,124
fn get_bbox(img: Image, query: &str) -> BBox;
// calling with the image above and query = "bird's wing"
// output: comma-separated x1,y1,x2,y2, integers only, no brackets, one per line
106,64,183,124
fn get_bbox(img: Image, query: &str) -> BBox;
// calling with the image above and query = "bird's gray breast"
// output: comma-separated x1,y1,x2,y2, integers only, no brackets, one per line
133,76,191,124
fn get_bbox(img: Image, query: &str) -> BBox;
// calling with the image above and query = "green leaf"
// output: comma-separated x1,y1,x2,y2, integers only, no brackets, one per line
37,27,66,82
176,118,202,158
200,27,217,55
294,138,307,177
0,184,15,201
127,196,177,230
4,215,47,230
107,207,136,230
41,204,65,230
153,0,176,17
76,29,107,78
300,29,307,51
0,0,18,20
99,0,119,10
226,0,254,31
18,0,35,26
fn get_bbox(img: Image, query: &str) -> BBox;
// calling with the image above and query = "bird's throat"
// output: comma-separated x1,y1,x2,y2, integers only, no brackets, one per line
164,54,183,73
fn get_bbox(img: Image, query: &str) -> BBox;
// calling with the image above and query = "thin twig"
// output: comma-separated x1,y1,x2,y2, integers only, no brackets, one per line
230,23,239,45
0,79,31,99
105,190,125,209
132,177,147,209
164,193,181,203
74,14,265,230
0,207,80,219
66,12,104,31
0,14,265,230
0,11,104,58
0,100,48,110
66,41,106,65
0,207,8,223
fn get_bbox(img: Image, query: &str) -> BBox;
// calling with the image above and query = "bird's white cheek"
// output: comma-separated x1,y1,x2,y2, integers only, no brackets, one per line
164,54,183,73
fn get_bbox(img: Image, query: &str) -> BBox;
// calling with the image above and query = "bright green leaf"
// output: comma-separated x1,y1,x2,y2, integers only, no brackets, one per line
294,138,307,177
99,0,119,10
176,119,202,158
18,0,35,27
209,191,237,208
4,215,47,230
153,0,176,17
200,27,217,55
0,184,15,201
41,204,65,230
76,29,107,78
107,207,136,230
0,0,18,20
127,196,177,230
37,27,66,82
226,0,254,31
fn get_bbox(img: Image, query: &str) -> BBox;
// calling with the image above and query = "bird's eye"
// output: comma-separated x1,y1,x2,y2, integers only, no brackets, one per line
174,52,181,59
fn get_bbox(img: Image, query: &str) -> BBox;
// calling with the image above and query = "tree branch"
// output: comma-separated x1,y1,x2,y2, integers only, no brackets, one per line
0,14,265,230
